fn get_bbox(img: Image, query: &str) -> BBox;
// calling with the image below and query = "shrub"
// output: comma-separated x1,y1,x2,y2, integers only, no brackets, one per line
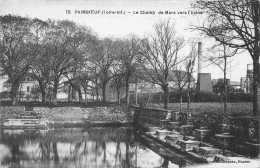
227,92,252,102
194,91,221,102
0,91,10,99
128,89,252,105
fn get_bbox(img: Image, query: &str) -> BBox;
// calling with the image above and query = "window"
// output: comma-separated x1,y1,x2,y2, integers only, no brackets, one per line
27,77,30,81
27,86,30,92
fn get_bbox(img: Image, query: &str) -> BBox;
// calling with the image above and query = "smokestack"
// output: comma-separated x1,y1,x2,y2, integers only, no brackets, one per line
196,42,213,93
198,42,202,74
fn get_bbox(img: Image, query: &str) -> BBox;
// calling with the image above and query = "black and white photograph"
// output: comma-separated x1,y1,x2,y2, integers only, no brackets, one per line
0,0,259,167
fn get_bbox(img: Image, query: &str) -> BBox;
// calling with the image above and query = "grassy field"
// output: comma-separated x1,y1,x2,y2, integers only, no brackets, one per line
146,102,253,117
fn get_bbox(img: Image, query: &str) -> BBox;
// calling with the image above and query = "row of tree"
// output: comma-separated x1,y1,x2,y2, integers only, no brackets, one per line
0,15,197,109
0,0,259,117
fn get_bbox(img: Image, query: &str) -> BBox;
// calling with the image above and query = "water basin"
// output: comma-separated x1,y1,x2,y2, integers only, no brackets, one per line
0,127,184,168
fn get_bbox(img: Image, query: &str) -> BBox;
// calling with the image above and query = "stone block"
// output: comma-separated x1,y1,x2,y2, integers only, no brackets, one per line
185,136,196,141
171,111,179,121
215,133,235,149
179,125,194,136
160,119,171,128
168,121,180,130
178,139,199,152
147,127,160,132
156,129,172,140
165,134,184,146
245,142,260,158
199,147,221,159
195,129,211,141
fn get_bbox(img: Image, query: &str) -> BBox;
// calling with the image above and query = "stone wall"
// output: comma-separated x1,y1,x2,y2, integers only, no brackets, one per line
0,106,25,120
0,105,133,125
133,106,174,127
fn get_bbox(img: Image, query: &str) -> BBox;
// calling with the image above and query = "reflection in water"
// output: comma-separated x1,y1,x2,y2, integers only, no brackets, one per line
0,128,179,168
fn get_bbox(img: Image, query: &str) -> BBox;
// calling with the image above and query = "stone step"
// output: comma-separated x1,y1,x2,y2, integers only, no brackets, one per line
24,106,34,111
16,116,37,119
6,118,39,121
4,119,40,125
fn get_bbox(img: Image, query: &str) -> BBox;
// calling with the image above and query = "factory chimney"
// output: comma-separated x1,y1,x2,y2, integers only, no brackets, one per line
196,42,213,92
198,42,202,74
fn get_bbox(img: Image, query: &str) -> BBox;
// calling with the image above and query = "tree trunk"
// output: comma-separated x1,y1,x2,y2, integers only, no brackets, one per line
180,92,183,111
96,85,99,101
146,90,151,106
135,78,138,105
92,90,95,101
39,82,46,103
102,83,106,103
125,78,130,105
116,87,121,104
84,88,87,105
48,84,52,104
187,83,191,110
162,84,169,109
10,81,19,106
78,87,82,103
252,58,260,117
252,2,260,116
68,85,71,102
52,79,59,105
223,44,228,114
42,91,46,103
19,83,22,102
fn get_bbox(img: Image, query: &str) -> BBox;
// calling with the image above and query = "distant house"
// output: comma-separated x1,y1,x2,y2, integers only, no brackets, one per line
212,78,242,93
19,76,39,101
0,76,38,101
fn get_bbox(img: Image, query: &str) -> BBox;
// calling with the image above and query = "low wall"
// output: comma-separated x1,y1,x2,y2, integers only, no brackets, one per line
132,106,259,143
0,105,134,126
133,106,175,127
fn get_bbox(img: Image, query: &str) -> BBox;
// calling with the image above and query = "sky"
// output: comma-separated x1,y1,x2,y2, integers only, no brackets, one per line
0,0,254,82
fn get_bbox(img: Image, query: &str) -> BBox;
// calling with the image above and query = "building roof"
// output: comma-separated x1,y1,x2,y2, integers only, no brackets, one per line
230,81,240,86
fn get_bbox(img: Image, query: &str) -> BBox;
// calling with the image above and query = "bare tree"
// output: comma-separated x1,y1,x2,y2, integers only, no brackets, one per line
30,43,52,103
173,66,189,111
206,43,238,113
64,70,83,103
173,42,198,111
92,38,115,103
191,0,260,116
139,20,185,109
78,71,93,105
185,44,197,110
118,36,140,105
0,15,41,105
45,20,94,104
109,59,125,104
